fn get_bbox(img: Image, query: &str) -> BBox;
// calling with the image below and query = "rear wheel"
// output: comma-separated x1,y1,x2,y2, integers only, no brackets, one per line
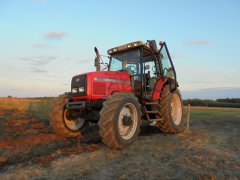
157,86,183,133
98,92,141,148
49,94,86,137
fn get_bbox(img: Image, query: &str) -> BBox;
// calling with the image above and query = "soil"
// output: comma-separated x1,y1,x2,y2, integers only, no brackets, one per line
0,108,239,179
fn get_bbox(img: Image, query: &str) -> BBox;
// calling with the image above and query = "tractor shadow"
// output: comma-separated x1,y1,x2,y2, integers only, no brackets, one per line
139,124,162,136
80,122,162,145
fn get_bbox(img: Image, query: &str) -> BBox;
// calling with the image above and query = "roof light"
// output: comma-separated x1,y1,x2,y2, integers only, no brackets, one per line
107,41,145,55
133,42,138,46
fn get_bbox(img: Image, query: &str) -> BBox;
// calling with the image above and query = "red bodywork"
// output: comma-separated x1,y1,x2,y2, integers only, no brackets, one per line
151,77,168,101
72,71,132,101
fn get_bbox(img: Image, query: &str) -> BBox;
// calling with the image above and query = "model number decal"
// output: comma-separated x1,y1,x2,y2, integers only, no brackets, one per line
94,77,130,84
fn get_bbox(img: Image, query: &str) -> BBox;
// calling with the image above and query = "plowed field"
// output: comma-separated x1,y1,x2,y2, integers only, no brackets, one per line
0,98,239,179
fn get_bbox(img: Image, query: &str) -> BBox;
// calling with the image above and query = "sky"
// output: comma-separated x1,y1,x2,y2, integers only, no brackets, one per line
0,0,240,99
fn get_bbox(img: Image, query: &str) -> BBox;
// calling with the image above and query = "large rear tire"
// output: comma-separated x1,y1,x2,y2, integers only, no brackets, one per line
98,92,142,148
157,86,183,133
49,94,85,137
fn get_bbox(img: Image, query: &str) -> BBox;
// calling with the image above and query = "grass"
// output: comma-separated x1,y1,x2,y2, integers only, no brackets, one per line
185,106,240,121
0,98,34,111
27,99,54,121
0,97,54,121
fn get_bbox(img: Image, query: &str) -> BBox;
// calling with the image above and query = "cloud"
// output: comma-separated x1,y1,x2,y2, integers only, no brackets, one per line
20,56,57,66
31,44,52,49
32,68,48,73
43,31,68,40
185,40,214,46
20,56,58,75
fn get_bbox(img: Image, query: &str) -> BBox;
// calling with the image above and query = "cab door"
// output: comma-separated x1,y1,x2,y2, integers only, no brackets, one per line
158,42,177,91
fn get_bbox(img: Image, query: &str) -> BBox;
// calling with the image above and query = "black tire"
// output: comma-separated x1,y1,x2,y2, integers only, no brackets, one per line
98,92,142,148
157,86,183,133
49,94,83,137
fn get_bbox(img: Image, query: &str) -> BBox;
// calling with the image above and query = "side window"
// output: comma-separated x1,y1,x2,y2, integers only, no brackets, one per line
159,46,175,79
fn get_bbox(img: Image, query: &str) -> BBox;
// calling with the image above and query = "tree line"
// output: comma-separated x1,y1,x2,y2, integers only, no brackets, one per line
183,98,240,108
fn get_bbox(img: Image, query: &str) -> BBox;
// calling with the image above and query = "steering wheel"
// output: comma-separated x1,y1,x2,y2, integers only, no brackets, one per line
163,68,168,73
127,65,137,74
163,67,175,78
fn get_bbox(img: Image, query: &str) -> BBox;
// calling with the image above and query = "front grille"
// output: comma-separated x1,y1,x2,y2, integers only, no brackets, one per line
71,74,87,96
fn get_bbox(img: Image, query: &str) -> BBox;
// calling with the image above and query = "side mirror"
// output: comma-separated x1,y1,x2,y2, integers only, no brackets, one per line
159,41,165,46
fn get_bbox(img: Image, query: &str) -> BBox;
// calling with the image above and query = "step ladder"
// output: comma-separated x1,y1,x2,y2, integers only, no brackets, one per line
143,101,163,122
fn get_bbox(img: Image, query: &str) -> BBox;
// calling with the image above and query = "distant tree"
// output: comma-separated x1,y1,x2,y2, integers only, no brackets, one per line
7,95,12,98
217,98,240,103
183,98,240,108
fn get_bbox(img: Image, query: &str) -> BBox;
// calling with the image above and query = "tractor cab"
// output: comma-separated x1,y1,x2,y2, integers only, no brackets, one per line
107,40,177,100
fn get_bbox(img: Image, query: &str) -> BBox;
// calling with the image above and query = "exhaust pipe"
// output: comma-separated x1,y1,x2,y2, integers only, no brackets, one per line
94,47,100,71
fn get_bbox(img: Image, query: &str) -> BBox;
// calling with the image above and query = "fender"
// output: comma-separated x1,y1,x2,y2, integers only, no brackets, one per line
151,77,168,101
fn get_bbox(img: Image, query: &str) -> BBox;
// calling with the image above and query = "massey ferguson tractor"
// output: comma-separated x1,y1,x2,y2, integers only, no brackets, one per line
50,40,183,148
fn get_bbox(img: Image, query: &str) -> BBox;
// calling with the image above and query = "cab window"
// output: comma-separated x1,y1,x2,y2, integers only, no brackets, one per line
159,46,175,79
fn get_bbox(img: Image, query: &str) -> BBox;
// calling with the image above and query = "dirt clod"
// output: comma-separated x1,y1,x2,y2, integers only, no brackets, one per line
0,156,8,166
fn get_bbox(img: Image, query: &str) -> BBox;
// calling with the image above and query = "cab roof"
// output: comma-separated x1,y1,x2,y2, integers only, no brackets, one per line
107,41,147,55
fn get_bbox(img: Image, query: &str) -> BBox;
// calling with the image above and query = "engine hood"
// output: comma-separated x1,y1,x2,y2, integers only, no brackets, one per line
71,71,132,100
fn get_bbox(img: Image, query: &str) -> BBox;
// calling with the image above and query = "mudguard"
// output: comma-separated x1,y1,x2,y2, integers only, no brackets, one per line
151,77,168,101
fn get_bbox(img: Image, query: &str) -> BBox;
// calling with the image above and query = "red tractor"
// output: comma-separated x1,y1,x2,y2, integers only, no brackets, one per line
50,40,183,148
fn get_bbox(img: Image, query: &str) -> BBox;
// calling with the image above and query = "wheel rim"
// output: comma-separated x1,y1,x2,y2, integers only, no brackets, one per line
63,109,85,131
118,103,138,140
171,94,182,125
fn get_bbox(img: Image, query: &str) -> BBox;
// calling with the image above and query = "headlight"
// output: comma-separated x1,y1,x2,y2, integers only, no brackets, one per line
78,87,85,92
72,88,78,93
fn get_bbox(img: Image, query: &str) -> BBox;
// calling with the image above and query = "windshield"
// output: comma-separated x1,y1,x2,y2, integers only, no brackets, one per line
109,49,141,74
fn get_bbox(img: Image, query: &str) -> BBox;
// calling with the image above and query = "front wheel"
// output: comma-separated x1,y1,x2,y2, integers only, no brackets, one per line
98,93,142,148
49,94,86,137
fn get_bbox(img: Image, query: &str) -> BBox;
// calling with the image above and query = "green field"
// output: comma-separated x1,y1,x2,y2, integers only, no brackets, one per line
187,106,240,121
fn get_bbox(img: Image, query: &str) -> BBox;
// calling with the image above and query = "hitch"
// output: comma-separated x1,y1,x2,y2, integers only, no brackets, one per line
65,101,86,110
